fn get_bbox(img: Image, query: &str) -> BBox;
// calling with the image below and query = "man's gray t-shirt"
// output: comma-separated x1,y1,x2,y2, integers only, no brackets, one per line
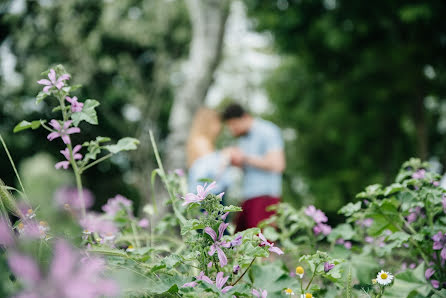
238,118,284,199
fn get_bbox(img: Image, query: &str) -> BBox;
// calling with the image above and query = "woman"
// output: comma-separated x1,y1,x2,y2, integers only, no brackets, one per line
186,108,235,195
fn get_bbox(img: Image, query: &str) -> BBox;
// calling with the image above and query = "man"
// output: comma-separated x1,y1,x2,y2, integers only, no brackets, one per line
221,103,285,231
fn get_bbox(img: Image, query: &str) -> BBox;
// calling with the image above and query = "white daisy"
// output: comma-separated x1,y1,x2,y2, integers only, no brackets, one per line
126,245,135,252
285,288,295,295
376,270,393,285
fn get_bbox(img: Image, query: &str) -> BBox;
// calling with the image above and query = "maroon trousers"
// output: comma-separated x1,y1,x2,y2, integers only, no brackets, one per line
235,195,280,232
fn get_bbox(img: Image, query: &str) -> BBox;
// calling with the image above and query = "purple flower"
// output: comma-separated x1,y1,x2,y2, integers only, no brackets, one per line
102,194,133,217
252,288,268,298
305,205,328,223
432,231,446,260
196,271,213,285
230,234,243,247
365,236,374,243
138,218,149,228
0,217,14,246
204,223,231,267
406,207,424,224
54,187,94,211
37,69,70,93
324,262,335,273
425,268,435,280
233,264,240,274
80,213,118,240
207,261,213,268
47,120,80,145
215,272,233,293
8,240,118,297
412,169,426,179
182,181,217,206
313,223,332,236
17,221,42,239
258,232,284,255
65,96,83,113
431,280,440,289
55,145,83,170
433,181,440,187
344,241,352,249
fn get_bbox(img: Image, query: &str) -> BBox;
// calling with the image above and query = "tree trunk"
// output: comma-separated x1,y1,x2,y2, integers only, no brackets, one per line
165,0,230,170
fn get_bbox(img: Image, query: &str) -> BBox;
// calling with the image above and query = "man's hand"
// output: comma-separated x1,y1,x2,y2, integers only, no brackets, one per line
230,148,245,167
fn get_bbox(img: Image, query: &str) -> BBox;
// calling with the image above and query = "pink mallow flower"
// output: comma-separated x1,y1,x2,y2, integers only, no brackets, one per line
55,144,83,170
37,69,70,93
215,272,233,293
47,120,80,145
205,223,231,267
138,218,149,228
0,217,14,246
65,96,84,113
406,207,424,224
102,195,133,217
305,205,328,223
252,288,268,298
432,231,446,261
182,181,222,206
8,240,118,297
258,232,284,255
324,262,335,273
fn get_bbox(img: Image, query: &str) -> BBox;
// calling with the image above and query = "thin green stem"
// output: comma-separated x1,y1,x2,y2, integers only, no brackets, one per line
130,221,140,249
79,153,112,174
0,134,28,201
305,263,320,291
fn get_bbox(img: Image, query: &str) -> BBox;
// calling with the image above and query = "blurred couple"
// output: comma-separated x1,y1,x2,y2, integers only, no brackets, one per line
186,103,285,231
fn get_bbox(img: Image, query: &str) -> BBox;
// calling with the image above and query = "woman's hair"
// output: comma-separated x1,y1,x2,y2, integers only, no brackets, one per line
186,108,221,167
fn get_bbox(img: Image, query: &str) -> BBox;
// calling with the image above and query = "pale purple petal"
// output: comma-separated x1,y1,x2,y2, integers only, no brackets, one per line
55,81,64,89
441,247,446,260
49,119,61,130
37,79,51,86
220,212,229,220
43,85,52,93
268,245,284,255
8,253,41,284
217,192,225,199
61,135,71,144
63,120,74,129
252,289,260,297
208,244,217,256
215,271,229,290
231,235,243,247
60,148,71,160
55,161,70,170
50,240,76,282
216,246,228,267
425,268,435,280
204,227,217,242
138,218,149,228
431,280,440,288
0,218,14,246
48,69,57,84
66,127,81,135
218,222,229,240
182,282,197,288
258,232,268,245
57,74,70,81
197,271,213,285
221,286,233,293
47,132,61,141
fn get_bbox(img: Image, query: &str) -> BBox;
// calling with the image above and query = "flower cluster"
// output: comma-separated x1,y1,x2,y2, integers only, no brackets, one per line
304,205,331,236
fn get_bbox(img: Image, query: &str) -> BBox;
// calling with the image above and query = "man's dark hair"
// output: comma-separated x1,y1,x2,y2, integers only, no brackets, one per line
221,103,246,121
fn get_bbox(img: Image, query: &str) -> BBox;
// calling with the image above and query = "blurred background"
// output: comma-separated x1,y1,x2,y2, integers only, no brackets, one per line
1,0,446,222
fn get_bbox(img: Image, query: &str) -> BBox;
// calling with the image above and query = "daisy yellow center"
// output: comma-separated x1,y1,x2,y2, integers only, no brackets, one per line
128,245,134,249
296,266,304,275
18,223,24,229
285,288,293,294
305,294,312,298
27,209,33,214
380,273,388,279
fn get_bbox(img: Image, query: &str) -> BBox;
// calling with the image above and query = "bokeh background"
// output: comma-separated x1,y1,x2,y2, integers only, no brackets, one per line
1,0,446,222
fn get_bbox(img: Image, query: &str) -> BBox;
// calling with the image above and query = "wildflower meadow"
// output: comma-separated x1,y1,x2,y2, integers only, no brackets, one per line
0,66,445,298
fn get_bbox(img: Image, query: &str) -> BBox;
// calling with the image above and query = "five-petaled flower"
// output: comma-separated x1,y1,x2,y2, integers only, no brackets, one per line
252,288,268,298
66,96,84,113
47,120,80,144
55,144,83,170
204,223,231,267
215,272,233,293
258,232,284,255
37,69,70,93
182,181,222,206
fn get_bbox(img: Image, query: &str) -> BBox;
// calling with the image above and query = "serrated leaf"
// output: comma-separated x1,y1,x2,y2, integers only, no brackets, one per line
71,99,100,126
104,137,140,154
338,201,362,216
13,120,45,133
222,205,242,213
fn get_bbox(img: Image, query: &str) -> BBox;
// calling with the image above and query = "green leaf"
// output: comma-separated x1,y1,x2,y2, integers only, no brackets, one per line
222,205,242,213
384,183,404,196
262,226,279,241
327,223,355,242
13,120,45,133
71,99,100,126
104,137,140,154
36,91,49,104
338,201,362,216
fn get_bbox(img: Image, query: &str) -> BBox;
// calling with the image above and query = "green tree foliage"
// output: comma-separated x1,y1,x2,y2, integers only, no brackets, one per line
0,0,191,207
245,0,446,213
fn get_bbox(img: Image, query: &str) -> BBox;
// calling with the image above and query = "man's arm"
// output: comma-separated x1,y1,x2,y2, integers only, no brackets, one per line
243,150,285,173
